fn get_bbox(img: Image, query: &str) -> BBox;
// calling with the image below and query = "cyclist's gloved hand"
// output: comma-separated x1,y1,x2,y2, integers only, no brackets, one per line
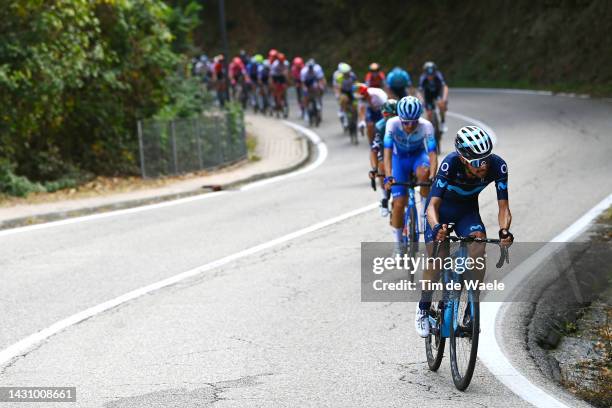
368,168,377,180
433,223,448,242
383,176,395,191
499,228,514,246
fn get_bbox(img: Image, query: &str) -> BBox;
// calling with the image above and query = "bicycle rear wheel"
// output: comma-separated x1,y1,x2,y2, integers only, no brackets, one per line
407,204,419,260
449,286,480,391
425,293,446,371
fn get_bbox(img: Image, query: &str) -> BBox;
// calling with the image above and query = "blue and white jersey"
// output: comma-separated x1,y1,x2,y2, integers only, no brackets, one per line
430,152,509,203
383,117,437,157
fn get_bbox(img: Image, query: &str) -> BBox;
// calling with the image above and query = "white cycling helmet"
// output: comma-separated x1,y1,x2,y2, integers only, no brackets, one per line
396,96,422,121
423,61,437,73
338,62,351,74
455,126,493,160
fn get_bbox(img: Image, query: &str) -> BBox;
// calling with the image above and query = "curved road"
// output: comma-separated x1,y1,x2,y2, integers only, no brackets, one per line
0,90,611,407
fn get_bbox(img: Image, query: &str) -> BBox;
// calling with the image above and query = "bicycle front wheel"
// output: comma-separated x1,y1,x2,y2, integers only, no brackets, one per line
449,287,480,391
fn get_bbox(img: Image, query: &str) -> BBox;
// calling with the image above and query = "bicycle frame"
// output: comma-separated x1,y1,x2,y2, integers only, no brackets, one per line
429,233,509,338
435,244,470,338
391,181,431,247
403,186,419,245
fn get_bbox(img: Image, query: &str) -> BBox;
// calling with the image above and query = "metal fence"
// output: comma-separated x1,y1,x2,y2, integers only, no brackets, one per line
137,109,246,178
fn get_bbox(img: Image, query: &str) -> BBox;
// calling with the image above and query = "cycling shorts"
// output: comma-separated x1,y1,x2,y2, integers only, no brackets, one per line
390,151,430,198
424,199,486,243
366,107,383,124
272,75,286,85
424,90,442,110
371,137,384,162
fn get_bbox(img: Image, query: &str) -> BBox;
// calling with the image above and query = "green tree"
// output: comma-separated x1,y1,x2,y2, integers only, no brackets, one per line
0,0,181,191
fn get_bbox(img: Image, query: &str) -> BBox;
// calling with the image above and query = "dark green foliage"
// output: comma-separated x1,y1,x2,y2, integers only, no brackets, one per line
0,0,206,196
199,0,612,95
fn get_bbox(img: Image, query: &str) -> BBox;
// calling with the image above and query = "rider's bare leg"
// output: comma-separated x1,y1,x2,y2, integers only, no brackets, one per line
367,122,375,145
426,108,434,122
437,99,447,123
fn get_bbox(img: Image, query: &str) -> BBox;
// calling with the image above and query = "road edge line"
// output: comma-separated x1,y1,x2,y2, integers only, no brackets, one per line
0,121,327,236
479,193,612,408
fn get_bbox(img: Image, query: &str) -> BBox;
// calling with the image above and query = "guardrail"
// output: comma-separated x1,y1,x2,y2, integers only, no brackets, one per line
137,107,246,178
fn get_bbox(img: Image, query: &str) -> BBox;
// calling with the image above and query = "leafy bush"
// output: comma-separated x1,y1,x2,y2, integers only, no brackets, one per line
0,160,44,197
154,68,214,121
0,0,181,185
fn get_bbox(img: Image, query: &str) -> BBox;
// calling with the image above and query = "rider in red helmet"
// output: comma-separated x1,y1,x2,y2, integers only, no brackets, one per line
270,51,289,116
229,56,247,84
291,57,306,116
228,55,249,102
268,49,278,64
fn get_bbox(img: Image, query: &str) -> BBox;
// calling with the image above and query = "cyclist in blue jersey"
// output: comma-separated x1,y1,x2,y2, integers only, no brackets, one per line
418,61,449,132
386,67,413,99
383,96,438,255
370,99,397,216
414,126,514,337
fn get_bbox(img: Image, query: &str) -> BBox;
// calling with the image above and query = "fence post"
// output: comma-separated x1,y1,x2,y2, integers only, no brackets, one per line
240,110,247,159
194,117,203,170
170,120,178,175
217,112,225,164
137,120,146,178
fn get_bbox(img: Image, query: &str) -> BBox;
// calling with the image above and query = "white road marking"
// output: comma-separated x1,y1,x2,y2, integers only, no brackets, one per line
0,202,378,368
441,108,607,407
453,87,592,99
453,88,554,96
3,101,605,407
239,121,328,191
479,192,612,408
0,191,228,238
0,122,328,237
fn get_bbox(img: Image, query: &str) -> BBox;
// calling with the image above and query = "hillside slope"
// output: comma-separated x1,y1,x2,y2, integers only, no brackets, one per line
198,0,612,95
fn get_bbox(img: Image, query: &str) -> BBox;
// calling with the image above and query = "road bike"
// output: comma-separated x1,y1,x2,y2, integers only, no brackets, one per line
425,226,510,391
339,94,358,144
232,76,249,110
257,83,272,116
426,100,444,154
272,81,289,119
305,85,322,127
393,180,431,259
373,178,431,260
248,82,259,113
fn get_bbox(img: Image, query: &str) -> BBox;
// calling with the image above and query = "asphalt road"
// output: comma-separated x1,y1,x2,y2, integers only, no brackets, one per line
0,90,611,407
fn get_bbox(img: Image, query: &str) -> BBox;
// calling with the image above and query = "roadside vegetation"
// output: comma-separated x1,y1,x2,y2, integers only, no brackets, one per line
548,208,612,408
0,0,208,198
2,1,610,199
200,0,612,96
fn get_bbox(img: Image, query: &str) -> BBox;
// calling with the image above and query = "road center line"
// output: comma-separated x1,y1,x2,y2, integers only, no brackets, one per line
0,202,378,368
